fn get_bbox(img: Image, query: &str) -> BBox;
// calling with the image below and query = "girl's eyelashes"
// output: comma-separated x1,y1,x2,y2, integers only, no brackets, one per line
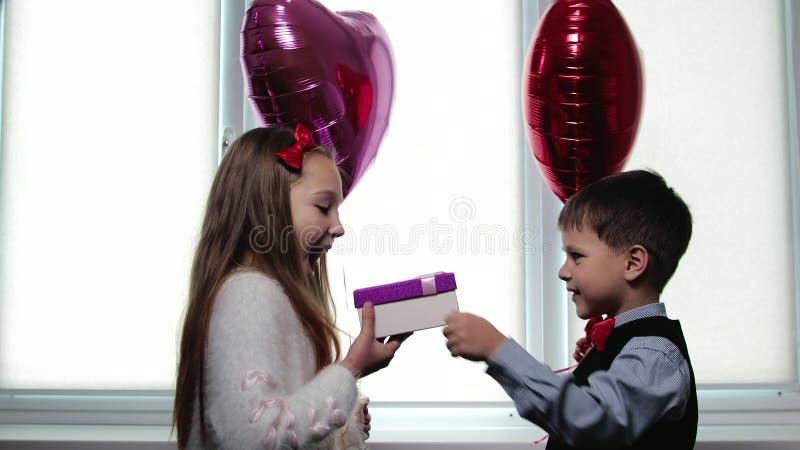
316,205,330,214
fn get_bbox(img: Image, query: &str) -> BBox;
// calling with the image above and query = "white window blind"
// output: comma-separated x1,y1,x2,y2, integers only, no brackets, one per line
0,0,796,400
311,0,524,402
567,0,798,385
0,0,220,389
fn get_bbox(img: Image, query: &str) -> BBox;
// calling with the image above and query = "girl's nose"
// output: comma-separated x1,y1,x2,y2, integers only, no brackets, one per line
330,218,344,238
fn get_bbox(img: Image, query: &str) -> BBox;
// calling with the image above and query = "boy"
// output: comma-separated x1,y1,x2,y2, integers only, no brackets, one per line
444,170,696,449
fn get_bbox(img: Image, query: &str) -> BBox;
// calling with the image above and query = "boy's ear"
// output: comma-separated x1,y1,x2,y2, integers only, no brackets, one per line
624,244,649,283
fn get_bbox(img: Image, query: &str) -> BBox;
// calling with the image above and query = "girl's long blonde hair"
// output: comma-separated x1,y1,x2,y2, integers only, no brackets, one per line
173,126,341,449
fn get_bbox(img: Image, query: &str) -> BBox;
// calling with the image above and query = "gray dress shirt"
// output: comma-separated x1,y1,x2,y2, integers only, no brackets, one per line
486,303,692,447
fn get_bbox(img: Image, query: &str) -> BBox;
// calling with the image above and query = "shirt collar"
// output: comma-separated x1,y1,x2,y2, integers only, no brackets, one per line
613,302,666,328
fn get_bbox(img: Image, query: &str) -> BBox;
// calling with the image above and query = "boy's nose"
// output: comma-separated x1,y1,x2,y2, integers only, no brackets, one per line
558,262,570,281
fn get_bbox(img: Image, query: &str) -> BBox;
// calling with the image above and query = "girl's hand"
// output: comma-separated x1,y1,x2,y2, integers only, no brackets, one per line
340,302,411,378
443,312,506,361
362,402,371,438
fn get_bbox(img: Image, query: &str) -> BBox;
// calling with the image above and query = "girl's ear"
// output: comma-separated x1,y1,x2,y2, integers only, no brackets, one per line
624,244,649,283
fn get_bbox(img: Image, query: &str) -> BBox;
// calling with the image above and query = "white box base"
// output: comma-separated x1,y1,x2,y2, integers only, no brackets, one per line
357,290,459,338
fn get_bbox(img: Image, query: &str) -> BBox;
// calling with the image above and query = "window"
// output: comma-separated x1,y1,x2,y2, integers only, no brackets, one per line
0,0,220,389
300,0,524,403
0,0,798,445
569,0,799,386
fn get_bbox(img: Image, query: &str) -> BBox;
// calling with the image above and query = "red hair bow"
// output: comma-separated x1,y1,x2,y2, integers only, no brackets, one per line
276,124,317,170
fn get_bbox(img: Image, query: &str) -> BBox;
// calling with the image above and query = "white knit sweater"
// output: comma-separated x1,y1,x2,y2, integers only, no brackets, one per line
187,270,367,449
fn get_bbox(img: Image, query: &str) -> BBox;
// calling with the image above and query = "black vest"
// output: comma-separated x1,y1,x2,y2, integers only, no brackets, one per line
546,316,698,450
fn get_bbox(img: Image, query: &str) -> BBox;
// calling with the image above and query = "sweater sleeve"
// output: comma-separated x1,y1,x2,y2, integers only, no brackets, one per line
204,273,359,450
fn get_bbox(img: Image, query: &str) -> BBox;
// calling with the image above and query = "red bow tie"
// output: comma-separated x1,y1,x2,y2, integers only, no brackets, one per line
584,316,615,352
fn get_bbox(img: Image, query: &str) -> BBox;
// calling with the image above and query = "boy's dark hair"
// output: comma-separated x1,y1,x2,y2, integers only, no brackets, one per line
558,169,692,293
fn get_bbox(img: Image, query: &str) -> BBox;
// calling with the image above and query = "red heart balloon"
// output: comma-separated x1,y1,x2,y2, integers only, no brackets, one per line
241,0,395,197
523,0,642,202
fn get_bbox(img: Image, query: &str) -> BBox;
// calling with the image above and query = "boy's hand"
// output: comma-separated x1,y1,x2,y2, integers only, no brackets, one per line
573,336,592,363
443,312,506,361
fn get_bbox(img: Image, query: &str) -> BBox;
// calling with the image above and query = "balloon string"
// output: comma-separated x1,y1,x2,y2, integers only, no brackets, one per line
553,364,577,374
533,364,578,445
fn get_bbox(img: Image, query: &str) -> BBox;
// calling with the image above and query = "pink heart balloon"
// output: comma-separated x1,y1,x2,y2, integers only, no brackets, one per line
523,0,642,202
241,0,395,197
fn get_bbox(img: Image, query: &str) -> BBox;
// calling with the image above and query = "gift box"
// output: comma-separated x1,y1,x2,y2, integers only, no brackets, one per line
353,272,459,338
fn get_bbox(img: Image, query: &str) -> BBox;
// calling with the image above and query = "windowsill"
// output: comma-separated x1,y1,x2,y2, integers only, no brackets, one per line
0,392,798,447
0,424,798,448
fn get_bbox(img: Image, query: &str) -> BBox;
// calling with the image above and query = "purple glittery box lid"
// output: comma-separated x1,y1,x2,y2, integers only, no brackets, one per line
353,272,457,308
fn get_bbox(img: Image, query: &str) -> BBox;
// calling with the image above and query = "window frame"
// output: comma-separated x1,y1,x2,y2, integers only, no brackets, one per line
786,0,800,392
0,0,798,445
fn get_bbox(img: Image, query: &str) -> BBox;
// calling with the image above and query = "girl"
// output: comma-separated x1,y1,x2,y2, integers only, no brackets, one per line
174,125,407,449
